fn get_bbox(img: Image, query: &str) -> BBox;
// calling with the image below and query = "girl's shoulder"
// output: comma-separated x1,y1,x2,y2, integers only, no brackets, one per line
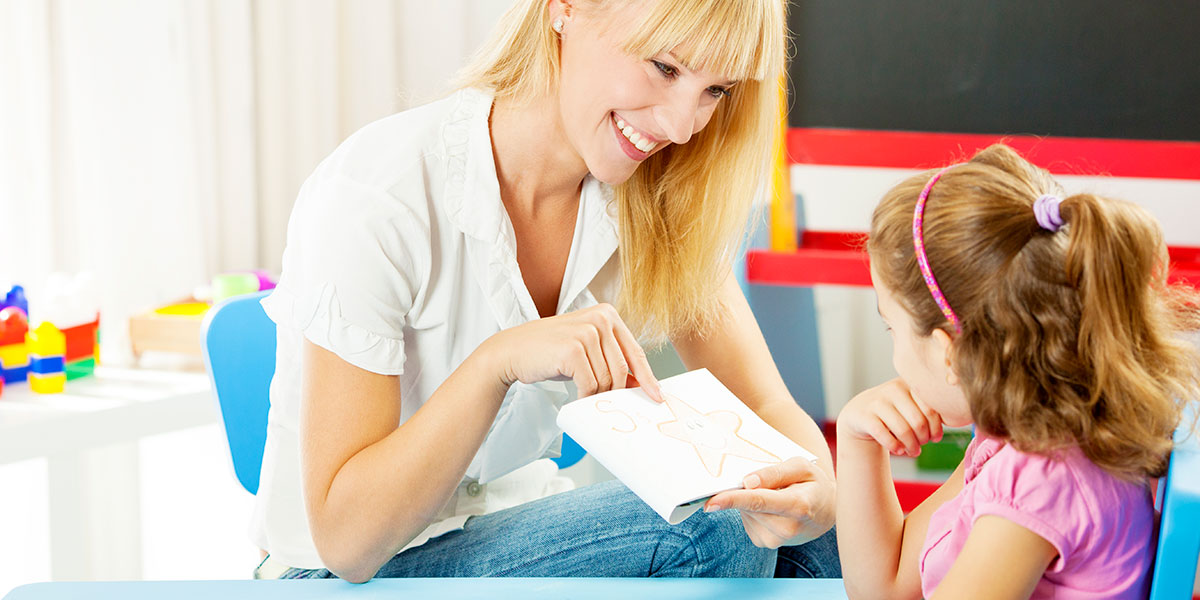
970,439,1153,560
963,439,1156,593
973,439,1149,510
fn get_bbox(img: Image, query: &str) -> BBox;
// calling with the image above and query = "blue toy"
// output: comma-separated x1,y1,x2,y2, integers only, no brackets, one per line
2,285,28,315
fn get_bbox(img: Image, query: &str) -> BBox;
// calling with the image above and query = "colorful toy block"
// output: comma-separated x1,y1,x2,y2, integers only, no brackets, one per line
62,317,99,380
29,372,65,394
30,355,65,374
2,285,28,316
212,273,261,303
65,357,96,381
0,306,28,345
130,299,209,358
1,365,28,384
26,322,65,394
0,306,30,384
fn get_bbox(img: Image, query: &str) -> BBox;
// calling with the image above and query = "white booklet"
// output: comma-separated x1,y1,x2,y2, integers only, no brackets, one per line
556,368,818,524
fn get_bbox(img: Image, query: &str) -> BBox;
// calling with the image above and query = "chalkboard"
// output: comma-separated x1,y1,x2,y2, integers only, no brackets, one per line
787,2,1200,141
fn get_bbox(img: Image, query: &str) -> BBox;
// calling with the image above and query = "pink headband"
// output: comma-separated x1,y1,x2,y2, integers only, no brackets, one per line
912,164,966,334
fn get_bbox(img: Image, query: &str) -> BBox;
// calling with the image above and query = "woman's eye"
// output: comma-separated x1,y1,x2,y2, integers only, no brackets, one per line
707,85,731,99
652,60,677,79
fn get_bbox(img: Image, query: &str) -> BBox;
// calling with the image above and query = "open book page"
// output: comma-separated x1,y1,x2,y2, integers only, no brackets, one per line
556,368,818,524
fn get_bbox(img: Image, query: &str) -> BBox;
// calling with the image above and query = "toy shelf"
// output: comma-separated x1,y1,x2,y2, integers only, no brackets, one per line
747,233,1200,289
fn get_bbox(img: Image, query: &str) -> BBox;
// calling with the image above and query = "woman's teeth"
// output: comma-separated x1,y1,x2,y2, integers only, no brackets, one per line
616,117,655,153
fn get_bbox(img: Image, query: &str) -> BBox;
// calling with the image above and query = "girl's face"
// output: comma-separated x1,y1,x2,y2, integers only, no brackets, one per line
872,267,974,428
553,1,737,184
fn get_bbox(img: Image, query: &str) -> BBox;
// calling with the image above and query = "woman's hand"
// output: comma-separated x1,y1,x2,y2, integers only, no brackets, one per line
704,457,836,548
837,378,944,457
481,303,662,401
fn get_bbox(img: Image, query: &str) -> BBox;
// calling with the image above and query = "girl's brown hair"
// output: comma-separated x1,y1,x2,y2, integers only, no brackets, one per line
868,144,1200,480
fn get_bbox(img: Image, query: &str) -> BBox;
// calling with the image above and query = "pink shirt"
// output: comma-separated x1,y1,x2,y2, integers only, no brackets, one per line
920,436,1155,599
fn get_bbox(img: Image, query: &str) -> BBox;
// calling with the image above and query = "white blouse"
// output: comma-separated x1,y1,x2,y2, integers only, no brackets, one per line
254,87,623,570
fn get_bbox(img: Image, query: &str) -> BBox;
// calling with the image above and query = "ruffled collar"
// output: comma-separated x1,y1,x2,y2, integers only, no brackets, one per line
963,434,1005,485
441,88,619,328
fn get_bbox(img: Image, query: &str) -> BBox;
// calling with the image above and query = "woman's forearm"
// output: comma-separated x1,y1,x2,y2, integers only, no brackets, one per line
756,400,834,478
307,344,510,582
836,429,908,599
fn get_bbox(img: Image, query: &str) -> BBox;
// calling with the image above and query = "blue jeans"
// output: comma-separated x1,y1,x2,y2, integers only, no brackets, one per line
279,480,840,579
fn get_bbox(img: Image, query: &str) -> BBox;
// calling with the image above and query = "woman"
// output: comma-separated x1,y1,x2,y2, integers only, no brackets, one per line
255,0,838,582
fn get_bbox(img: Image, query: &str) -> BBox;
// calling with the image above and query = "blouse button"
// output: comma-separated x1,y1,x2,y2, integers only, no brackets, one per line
466,482,482,497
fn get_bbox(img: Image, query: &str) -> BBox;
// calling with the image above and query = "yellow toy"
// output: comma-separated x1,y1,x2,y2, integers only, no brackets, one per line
27,322,66,394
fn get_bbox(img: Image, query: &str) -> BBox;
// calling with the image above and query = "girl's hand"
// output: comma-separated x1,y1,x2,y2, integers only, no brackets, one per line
704,456,836,548
482,303,663,401
837,378,944,457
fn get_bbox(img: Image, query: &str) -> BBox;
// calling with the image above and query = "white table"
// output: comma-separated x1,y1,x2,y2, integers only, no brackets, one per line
0,367,216,581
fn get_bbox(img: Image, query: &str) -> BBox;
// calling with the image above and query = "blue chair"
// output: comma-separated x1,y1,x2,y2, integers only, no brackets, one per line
199,290,586,496
200,291,275,495
1149,406,1200,599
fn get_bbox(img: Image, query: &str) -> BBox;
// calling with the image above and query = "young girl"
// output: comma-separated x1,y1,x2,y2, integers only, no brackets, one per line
836,144,1200,599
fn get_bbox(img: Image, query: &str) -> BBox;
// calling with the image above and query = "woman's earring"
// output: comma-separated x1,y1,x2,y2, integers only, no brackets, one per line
552,18,564,33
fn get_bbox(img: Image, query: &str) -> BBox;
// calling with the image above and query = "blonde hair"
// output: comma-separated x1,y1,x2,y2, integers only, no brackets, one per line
868,144,1200,480
456,0,787,342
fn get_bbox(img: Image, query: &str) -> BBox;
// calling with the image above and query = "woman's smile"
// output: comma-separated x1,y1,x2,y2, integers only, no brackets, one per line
610,111,661,160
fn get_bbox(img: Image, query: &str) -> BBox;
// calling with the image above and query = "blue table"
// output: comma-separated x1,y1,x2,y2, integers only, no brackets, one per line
4,578,848,599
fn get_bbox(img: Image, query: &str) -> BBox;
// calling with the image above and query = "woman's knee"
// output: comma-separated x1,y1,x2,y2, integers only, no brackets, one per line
774,527,842,578
675,509,776,577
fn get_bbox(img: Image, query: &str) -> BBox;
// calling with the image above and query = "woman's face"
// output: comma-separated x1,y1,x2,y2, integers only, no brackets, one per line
554,1,737,185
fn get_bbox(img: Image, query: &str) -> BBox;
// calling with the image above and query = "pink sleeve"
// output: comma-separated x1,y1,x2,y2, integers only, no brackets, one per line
969,448,1090,573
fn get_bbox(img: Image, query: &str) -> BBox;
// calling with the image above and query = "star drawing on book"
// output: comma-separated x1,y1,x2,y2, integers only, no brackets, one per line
657,393,781,477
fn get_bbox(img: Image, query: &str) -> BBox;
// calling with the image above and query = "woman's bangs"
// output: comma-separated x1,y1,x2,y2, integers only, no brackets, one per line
617,0,782,82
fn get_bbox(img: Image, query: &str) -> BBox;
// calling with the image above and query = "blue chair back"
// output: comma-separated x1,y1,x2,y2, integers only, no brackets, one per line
1149,405,1200,599
200,291,275,495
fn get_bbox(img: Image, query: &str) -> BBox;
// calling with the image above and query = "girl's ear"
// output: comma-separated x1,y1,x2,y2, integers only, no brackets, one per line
930,327,959,386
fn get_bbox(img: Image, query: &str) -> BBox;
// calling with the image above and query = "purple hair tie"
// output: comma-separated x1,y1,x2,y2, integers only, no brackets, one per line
912,163,966,334
1033,194,1065,232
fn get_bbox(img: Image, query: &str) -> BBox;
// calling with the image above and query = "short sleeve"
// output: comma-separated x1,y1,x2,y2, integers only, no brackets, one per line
970,448,1089,573
262,172,429,376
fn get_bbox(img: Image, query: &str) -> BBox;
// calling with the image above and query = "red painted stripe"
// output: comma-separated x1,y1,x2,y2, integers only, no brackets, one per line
747,236,1200,289
787,128,1200,180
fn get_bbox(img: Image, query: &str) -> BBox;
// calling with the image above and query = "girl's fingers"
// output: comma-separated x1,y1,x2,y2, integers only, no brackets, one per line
876,403,922,456
866,418,906,455
926,408,944,442
891,395,932,444
910,392,945,442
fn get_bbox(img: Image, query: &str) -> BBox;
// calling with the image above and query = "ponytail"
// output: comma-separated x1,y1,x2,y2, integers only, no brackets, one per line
1059,194,1191,477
